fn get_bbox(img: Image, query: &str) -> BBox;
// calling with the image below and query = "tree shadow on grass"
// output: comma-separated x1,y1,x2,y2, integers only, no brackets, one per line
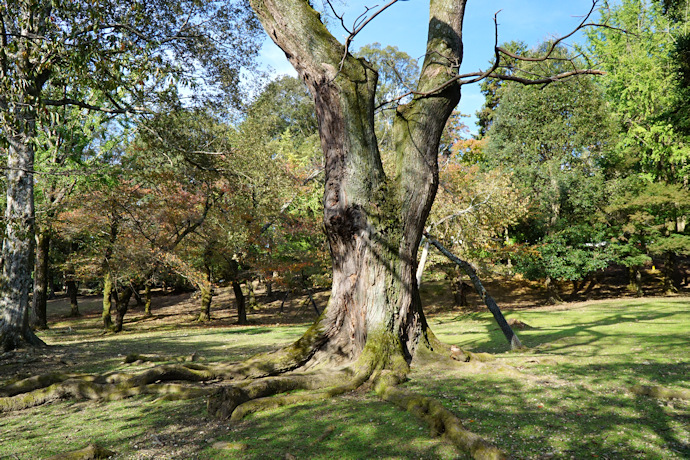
406,374,690,459
458,309,680,356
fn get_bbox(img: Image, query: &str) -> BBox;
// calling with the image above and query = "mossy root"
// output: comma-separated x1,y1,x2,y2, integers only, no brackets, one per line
631,384,690,400
46,443,115,460
375,374,506,460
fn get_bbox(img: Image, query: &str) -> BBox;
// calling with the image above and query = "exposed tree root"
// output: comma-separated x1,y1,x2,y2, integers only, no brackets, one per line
0,364,216,412
123,352,198,364
1,330,506,459
375,373,505,460
631,384,690,401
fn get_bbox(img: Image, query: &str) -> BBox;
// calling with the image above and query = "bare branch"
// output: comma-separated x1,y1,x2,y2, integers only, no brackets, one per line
336,0,400,74
488,68,605,85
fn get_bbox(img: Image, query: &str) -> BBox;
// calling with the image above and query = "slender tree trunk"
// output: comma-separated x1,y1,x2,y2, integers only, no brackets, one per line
66,279,80,317
0,105,44,350
246,279,257,309
31,228,51,330
102,272,114,330
232,280,247,325
144,283,152,317
198,266,213,322
425,234,523,350
249,0,465,364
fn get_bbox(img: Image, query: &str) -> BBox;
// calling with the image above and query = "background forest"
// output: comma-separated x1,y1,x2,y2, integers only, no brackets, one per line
1,0,689,334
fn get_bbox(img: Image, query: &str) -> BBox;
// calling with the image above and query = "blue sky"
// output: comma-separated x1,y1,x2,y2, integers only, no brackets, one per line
259,0,601,133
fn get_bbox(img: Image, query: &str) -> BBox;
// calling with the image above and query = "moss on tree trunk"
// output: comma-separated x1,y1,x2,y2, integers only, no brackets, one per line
102,273,114,330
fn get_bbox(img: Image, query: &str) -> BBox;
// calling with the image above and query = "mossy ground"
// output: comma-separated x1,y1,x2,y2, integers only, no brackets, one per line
1,288,688,459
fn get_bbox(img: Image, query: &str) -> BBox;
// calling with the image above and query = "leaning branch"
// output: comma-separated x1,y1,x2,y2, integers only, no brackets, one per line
423,232,523,350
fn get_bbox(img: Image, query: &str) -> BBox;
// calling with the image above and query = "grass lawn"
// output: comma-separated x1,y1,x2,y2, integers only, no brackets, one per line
0,296,688,459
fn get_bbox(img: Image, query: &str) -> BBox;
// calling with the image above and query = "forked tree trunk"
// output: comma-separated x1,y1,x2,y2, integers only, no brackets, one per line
113,286,133,333
249,0,465,365
31,228,51,330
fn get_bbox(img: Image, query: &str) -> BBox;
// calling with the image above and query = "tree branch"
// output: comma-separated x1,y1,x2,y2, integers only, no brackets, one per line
42,98,148,114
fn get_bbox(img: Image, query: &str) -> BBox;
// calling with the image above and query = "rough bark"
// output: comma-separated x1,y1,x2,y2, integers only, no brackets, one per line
250,0,465,365
31,228,51,330
0,0,52,351
0,102,44,351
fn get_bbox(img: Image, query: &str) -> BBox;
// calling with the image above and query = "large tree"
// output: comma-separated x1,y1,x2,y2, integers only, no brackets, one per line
0,0,259,350
206,0,600,452
0,2,603,457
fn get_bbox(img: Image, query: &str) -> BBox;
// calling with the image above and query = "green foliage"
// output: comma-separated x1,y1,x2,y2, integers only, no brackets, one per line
476,41,529,138
587,0,690,183
606,180,690,261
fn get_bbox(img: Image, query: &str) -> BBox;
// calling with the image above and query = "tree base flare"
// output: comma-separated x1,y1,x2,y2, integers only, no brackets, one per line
0,327,46,352
1,335,508,460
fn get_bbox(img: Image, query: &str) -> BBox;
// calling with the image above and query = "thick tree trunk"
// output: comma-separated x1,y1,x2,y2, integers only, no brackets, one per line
232,280,247,325
250,0,465,365
0,107,44,350
31,228,51,330
113,286,133,333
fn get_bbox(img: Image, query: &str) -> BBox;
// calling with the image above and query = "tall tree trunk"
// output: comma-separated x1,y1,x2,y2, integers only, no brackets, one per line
0,105,44,350
250,0,465,364
232,280,247,325
31,228,51,330
102,272,114,330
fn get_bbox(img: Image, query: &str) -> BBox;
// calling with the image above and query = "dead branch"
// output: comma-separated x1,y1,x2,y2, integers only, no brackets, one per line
423,232,523,350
